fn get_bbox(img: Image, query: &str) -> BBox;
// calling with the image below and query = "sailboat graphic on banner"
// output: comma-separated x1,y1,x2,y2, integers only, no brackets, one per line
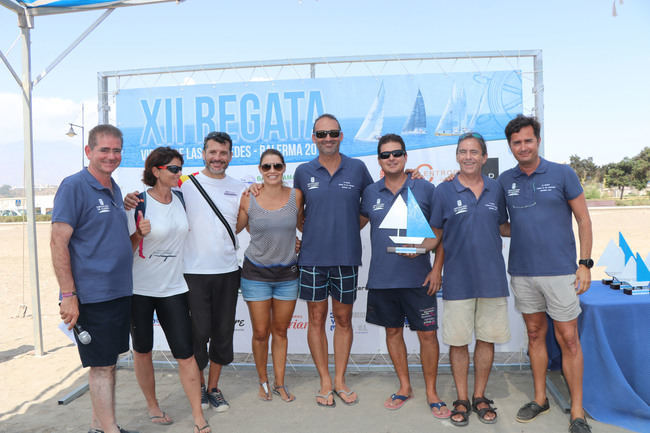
402,89,427,135
379,188,435,254
355,82,385,141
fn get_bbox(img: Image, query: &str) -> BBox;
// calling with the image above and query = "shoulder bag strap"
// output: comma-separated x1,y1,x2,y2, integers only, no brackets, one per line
188,174,237,249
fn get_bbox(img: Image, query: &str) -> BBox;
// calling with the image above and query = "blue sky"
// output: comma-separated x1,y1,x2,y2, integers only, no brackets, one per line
1,0,649,186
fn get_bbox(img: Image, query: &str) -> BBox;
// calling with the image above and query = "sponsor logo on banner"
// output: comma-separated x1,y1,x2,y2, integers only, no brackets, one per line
233,318,246,332
289,314,308,331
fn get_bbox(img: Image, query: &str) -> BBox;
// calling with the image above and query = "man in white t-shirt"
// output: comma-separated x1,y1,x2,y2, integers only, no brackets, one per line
181,132,247,412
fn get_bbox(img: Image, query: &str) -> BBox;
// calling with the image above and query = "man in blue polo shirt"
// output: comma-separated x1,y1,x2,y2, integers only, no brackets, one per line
429,132,510,427
360,134,450,419
52,125,137,433
293,113,373,407
498,115,593,433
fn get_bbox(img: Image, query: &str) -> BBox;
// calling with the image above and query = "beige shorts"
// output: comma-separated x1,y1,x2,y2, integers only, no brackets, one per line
510,274,581,322
442,297,511,346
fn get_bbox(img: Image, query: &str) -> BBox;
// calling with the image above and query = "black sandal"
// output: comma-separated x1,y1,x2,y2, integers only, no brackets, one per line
450,399,471,427
472,396,497,424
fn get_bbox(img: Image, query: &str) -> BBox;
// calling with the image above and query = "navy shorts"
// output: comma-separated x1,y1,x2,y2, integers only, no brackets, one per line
366,287,438,331
76,296,131,367
130,293,194,359
299,266,358,305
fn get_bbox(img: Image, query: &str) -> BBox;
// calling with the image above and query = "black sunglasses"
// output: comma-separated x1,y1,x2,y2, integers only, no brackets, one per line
157,165,182,174
314,130,341,139
379,149,406,159
260,163,284,172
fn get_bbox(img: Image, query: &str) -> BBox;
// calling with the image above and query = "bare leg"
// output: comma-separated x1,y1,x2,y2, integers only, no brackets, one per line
473,340,496,421
449,345,470,423
206,363,223,391
418,330,449,416
553,319,584,420
88,365,121,433
331,299,357,403
177,356,210,431
522,312,549,406
307,301,334,406
132,351,172,423
384,327,412,408
270,298,297,401
246,299,272,399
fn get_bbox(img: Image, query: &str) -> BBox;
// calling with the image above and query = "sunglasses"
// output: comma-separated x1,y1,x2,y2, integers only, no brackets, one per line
157,165,182,174
379,149,406,159
458,132,485,142
314,130,341,139
260,163,284,172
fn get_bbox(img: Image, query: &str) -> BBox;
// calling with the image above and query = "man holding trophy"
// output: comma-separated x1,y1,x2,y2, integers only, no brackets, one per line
360,134,450,419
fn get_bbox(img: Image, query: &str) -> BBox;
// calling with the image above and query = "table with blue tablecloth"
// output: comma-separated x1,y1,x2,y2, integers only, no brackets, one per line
577,281,650,432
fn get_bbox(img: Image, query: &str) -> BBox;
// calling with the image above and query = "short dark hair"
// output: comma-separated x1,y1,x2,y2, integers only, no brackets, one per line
312,113,341,132
142,146,184,187
456,132,487,155
88,124,123,149
505,115,541,144
204,131,233,151
259,148,285,166
377,133,406,155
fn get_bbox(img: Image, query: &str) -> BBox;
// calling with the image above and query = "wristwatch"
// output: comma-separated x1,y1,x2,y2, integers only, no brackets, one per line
578,258,594,269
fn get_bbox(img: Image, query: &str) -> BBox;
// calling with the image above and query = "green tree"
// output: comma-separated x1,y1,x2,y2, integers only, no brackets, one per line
605,159,633,198
569,155,600,183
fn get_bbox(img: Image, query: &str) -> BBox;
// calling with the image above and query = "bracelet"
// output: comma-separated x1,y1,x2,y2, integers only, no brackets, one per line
61,291,77,298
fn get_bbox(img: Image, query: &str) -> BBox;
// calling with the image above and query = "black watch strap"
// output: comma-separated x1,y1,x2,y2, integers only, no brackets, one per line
578,258,594,269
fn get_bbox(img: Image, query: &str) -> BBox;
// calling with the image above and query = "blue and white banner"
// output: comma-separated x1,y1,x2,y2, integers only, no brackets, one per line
116,71,522,168
16,0,176,8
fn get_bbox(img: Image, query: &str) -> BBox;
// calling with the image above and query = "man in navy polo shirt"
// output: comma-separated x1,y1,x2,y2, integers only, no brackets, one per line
429,132,510,427
52,125,137,433
498,115,593,433
360,134,450,418
293,113,373,407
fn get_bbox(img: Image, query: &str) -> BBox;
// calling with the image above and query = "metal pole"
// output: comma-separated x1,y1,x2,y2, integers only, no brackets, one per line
81,104,85,168
533,51,545,157
20,17,44,357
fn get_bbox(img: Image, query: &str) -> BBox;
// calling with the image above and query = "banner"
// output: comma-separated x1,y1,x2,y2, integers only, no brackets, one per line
116,71,522,169
118,71,527,356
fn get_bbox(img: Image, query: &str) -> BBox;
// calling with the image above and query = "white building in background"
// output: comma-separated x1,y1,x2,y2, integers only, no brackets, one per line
0,194,56,215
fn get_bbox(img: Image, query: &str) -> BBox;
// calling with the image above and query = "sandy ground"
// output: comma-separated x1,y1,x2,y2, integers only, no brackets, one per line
1,207,648,433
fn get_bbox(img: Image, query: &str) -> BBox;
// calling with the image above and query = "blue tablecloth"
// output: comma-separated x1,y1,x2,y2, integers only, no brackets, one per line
579,281,650,432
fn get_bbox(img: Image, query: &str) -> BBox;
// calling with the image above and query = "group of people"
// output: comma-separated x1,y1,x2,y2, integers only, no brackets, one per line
53,113,593,433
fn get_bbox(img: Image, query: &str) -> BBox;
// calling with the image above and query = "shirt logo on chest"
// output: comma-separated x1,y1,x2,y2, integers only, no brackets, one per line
484,201,498,211
507,182,520,197
453,199,468,215
307,176,320,190
372,198,384,211
96,198,110,214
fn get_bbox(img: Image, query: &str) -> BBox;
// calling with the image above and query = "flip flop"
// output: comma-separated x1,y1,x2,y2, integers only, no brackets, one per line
384,393,412,410
273,384,296,402
194,424,211,433
430,401,451,419
259,382,272,401
334,389,359,406
315,390,336,408
150,411,173,425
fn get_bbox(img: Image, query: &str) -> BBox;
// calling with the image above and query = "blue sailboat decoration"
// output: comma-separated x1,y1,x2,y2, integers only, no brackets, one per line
402,89,427,135
355,82,385,142
379,188,435,245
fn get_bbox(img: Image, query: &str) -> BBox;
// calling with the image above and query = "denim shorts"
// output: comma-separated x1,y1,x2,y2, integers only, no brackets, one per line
240,278,299,302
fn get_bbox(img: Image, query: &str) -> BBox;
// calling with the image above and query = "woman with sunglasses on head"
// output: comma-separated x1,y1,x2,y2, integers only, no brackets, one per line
128,147,211,433
236,149,304,402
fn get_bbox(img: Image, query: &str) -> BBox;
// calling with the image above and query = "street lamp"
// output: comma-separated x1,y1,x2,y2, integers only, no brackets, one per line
66,104,85,170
